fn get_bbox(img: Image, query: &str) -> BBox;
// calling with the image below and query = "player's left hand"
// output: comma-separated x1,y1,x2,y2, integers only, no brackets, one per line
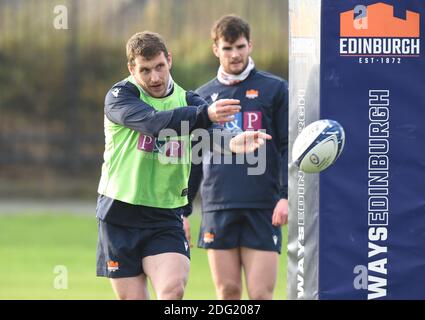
229,131,272,153
272,198,288,226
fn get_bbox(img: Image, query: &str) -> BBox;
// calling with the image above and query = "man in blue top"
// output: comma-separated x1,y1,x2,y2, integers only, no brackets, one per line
184,15,288,300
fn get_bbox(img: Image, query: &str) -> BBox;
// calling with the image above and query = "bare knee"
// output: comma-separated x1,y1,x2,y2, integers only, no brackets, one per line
143,252,189,300
115,290,148,300
157,280,186,300
111,276,149,300
217,281,242,300
248,285,274,300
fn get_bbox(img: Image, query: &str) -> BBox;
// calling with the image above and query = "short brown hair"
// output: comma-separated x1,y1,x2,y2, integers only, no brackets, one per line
211,15,250,44
126,31,168,66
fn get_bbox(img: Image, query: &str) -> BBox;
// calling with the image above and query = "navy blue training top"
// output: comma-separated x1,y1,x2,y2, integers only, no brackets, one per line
185,68,288,214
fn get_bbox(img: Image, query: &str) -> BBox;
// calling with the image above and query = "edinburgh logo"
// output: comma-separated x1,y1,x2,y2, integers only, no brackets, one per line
340,2,420,58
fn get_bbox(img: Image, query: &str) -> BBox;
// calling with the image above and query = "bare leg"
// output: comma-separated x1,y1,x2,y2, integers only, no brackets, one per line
110,274,150,300
143,252,190,300
241,247,279,300
207,248,242,300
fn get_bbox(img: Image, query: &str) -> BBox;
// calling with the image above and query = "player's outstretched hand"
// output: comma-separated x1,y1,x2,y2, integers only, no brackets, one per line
208,99,241,123
229,131,272,154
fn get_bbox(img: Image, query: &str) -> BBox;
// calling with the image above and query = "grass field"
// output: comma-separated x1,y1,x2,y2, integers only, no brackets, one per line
0,212,287,300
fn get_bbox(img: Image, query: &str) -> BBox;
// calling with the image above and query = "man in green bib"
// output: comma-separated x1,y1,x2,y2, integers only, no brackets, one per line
96,31,270,300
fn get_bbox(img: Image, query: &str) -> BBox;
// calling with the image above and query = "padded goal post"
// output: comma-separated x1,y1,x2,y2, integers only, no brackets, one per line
287,0,425,299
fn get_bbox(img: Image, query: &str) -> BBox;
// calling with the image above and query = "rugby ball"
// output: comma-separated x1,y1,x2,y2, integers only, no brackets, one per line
292,119,345,173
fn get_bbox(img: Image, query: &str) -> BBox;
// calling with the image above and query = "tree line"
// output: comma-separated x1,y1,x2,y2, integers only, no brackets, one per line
0,0,288,198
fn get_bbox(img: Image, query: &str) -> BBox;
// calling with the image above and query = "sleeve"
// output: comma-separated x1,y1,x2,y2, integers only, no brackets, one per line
273,80,289,199
181,92,243,216
104,82,212,137
182,124,238,217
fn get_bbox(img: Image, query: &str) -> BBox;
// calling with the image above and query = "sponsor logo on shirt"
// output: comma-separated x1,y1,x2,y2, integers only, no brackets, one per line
246,89,259,99
224,111,262,131
137,134,184,158
244,111,262,130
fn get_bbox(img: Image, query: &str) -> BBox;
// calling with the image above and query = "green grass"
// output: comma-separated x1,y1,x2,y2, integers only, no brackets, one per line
0,213,287,300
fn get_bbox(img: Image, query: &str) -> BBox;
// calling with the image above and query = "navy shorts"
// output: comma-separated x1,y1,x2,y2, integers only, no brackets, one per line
96,219,190,278
197,209,282,253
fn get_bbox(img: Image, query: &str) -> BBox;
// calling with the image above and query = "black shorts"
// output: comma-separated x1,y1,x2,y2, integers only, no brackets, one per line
96,219,190,278
197,209,282,253
96,194,184,229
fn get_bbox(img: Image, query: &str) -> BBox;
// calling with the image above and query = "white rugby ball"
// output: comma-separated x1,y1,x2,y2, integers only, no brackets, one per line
292,119,345,173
